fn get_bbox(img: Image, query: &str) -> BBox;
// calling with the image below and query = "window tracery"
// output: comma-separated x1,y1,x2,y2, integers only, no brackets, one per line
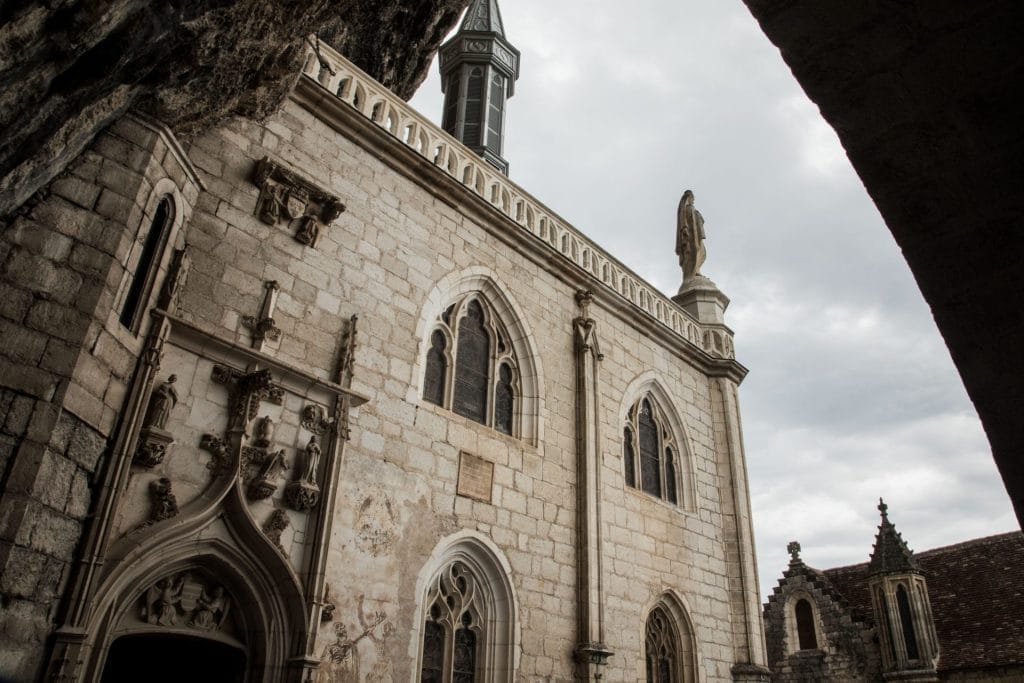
423,294,520,437
624,395,682,503
645,606,678,683
420,562,483,682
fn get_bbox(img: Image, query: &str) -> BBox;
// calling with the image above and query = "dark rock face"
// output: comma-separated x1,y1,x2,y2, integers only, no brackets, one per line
0,0,469,217
742,0,1024,525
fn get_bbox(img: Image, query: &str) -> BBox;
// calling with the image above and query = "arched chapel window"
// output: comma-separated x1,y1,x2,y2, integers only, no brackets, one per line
623,395,682,504
423,294,520,437
794,599,818,650
646,606,678,683
119,195,174,332
420,562,483,682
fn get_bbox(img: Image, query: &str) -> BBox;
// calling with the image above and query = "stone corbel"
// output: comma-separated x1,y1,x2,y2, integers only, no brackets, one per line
252,157,345,248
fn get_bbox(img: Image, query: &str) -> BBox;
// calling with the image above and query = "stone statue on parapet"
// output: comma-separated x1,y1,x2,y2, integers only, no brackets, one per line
675,189,706,284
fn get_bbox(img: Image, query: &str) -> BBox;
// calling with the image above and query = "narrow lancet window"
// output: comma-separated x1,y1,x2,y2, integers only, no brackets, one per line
795,599,818,650
896,584,919,660
665,449,677,504
494,362,514,435
624,426,636,488
623,393,684,504
453,300,489,423
424,330,448,406
120,196,173,331
639,401,662,497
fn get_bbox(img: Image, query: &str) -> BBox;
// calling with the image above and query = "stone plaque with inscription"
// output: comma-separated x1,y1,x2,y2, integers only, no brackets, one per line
457,451,493,503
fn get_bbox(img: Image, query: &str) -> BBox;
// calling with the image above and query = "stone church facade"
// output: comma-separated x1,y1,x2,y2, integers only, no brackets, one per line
0,3,769,681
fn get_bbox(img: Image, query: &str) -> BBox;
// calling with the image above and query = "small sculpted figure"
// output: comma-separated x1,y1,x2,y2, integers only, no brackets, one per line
303,435,322,483
191,585,230,630
254,415,275,447
144,375,178,430
675,190,706,283
149,477,179,523
145,575,184,626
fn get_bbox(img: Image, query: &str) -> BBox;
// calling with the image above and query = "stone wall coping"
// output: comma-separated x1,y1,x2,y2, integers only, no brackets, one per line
297,39,737,363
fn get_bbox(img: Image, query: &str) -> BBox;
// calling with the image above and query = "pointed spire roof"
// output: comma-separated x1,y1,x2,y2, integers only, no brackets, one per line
869,498,919,575
460,0,506,36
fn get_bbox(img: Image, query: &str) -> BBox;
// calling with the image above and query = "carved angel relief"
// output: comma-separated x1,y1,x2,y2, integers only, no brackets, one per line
141,572,231,631
253,157,345,248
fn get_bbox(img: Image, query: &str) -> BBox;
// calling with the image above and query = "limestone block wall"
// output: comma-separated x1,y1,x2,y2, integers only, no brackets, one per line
161,87,754,681
0,115,200,681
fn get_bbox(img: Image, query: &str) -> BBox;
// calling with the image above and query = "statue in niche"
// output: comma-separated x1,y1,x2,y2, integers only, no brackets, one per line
285,435,322,511
143,375,178,431
302,435,322,483
191,585,230,630
144,575,185,626
253,415,275,448
675,189,706,283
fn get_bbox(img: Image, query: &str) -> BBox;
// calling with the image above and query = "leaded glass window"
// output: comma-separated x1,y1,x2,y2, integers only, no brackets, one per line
422,293,520,438
424,330,449,406
646,606,677,683
453,301,489,423
623,394,682,504
420,561,483,683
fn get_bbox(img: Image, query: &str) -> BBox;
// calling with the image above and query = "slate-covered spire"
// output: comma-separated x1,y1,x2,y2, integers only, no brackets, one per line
869,498,919,575
438,0,520,175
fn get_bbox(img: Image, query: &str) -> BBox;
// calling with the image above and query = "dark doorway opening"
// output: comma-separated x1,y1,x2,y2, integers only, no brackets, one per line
101,633,246,683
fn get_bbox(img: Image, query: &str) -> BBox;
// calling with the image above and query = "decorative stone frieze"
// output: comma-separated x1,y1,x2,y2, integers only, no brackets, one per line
141,571,231,632
252,157,345,248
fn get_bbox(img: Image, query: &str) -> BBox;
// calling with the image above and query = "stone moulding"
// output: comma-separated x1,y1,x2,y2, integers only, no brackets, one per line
296,39,738,364
252,156,345,248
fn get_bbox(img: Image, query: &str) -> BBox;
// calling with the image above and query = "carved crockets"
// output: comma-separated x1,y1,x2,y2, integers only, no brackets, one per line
253,157,345,248
133,375,179,467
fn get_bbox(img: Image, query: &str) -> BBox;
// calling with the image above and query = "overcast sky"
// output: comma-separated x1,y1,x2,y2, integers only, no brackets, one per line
409,0,1017,599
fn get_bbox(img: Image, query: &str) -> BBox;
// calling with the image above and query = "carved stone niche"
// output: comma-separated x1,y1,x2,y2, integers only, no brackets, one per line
252,157,345,248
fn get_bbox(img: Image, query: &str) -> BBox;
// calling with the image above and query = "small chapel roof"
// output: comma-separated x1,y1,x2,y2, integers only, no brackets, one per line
817,531,1024,673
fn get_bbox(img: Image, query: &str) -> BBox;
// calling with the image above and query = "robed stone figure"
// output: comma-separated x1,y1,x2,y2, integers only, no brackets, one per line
675,190,706,283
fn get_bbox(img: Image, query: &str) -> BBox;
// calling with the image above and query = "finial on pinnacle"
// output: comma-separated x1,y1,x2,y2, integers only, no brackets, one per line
787,541,801,562
675,189,707,285
878,497,888,520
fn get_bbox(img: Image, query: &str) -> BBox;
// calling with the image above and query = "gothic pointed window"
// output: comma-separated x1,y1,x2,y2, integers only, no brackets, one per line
420,562,483,682
646,606,678,683
896,584,920,660
423,293,521,437
120,195,174,332
623,394,682,504
794,599,818,650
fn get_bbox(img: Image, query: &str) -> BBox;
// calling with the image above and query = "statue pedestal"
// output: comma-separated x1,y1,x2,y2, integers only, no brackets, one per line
672,274,730,325
284,480,321,511
133,426,174,467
